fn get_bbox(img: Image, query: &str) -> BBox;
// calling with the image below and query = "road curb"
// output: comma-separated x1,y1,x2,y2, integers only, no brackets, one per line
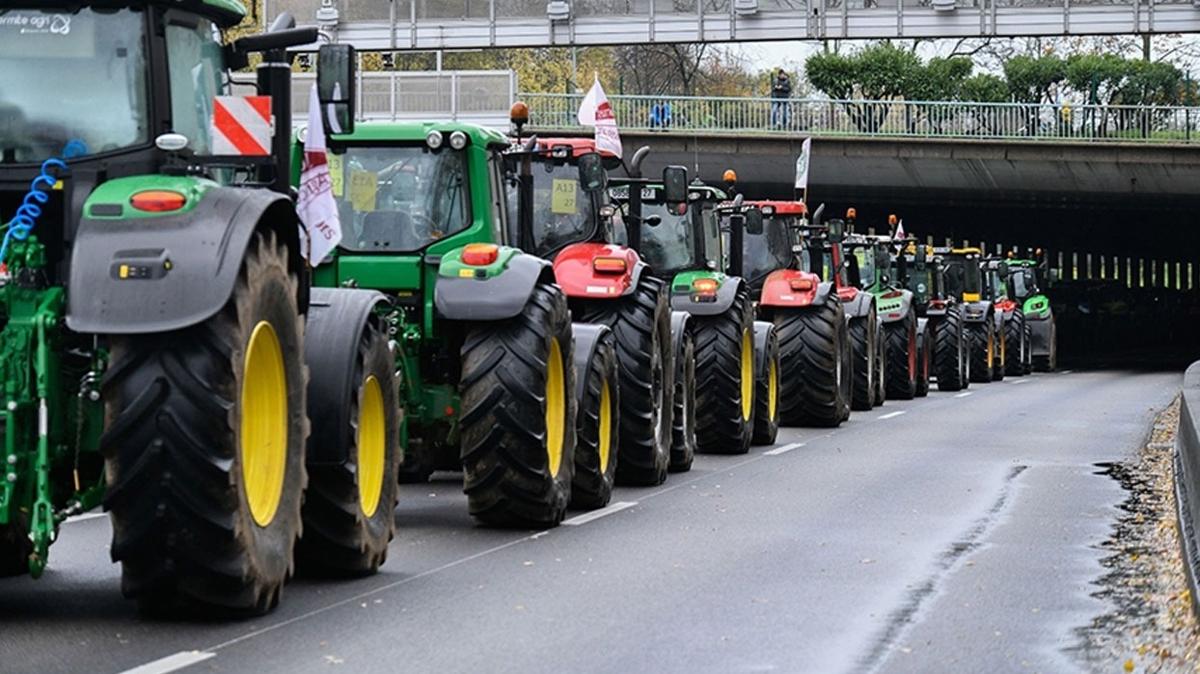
1174,361,1200,619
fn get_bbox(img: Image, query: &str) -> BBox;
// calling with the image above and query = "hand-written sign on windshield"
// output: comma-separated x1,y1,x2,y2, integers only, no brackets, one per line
350,170,378,212
327,153,344,197
551,179,578,214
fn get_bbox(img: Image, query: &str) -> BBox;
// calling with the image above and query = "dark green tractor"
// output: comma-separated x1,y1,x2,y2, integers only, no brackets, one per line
942,247,999,383
2,3,394,615
901,244,968,392
1007,253,1058,371
983,257,1028,379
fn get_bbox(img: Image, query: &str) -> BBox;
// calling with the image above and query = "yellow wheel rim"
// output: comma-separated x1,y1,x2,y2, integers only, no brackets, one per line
768,358,778,421
986,330,994,368
545,338,565,478
357,375,386,518
241,321,288,528
598,379,612,474
740,329,753,421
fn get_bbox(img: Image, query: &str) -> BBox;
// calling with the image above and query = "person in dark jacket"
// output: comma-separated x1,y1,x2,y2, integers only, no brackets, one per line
770,69,792,129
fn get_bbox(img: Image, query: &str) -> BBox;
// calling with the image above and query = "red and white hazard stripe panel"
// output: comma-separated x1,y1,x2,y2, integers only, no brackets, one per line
211,96,273,156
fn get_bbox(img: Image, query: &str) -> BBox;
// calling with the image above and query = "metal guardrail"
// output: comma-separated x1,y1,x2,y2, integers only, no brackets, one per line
1175,361,1200,621
521,93,1200,144
233,70,516,126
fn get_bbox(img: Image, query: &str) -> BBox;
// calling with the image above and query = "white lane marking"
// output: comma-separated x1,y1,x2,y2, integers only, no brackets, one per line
955,391,973,398
561,501,638,526
1009,379,1029,385
878,411,907,420
1060,369,1073,374
764,442,806,456
64,511,106,524
117,651,215,674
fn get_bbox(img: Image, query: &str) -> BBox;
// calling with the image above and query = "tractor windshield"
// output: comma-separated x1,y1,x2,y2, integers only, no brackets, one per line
518,159,599,256
0,7,151,163
986,268,1007,301
638,202,701,276
907,263,934,303
850,246,876,289
1009,268,1037,300
333,145,470,252
944,257,982,298
727,213,795,283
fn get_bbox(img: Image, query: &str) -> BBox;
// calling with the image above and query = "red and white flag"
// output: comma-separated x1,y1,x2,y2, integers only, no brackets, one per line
893,219,906,240
296,84,342,264
577,77,622,158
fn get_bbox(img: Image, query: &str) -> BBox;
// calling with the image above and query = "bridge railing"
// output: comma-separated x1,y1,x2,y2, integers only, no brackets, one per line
522,93,1200,143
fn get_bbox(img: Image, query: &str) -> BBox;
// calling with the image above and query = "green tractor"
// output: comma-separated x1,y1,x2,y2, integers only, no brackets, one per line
899,243,968,392
612,182,769,453
839,222,921,401
311,120,622,524
717,199,852,427
983,257,1029,378
941,247,1000,383
1006,253,1058,372
2,3,396,614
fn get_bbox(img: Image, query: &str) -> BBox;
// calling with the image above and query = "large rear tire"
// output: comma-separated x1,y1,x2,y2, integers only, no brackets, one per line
934,306,966,392
873,323,888,406
297,324,399,576
774,294,848,427
693,286,755,455
669,329,697,473
914,321,931,398
1004,309,1026,377
460,283,576,528
752,325,781,444
883,312,918,400
573,277,670,486
847,313,876,411
967,318,996,384
102,230,307,616
571,331,619,510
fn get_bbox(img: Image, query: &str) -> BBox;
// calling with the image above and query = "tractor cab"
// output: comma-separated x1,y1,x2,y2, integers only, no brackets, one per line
610,181,727,279
715,200,807,289
940,247,985,304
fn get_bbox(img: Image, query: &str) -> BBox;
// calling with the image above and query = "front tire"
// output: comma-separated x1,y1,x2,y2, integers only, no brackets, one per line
967,318,996,384
1004,310,1026,377
573,277,671,486
914,320,931,398
774,293,848,427
848,312,876,411
460,283,576,528
571,330,619,510
693,286,755,455
669,329,697,473
297,323,399,576
102,230,308,615
752,324,781,444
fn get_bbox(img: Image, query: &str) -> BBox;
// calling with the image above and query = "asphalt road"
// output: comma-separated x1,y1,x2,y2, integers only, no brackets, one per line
0,369,1180,674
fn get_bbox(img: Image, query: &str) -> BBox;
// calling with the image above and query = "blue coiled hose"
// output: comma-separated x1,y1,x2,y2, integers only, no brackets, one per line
1,140,88,264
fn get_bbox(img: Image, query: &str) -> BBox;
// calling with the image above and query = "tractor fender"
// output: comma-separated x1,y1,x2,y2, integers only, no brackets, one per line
916,317,929,354
840,289,875,320
435,253,554,321
552,242,646,299
304,288,392,466
1028,313,1054,357
667,310,693,398
877,290,915,325
66,186,305,334
571,322,614,402
671,276,744,317
757,270,833,309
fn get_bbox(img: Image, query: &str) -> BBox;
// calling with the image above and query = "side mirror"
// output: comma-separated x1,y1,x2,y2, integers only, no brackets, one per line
827,218,845,243
745,208,765,236
577,152,607,193
662,165,688,215
318,44,357,135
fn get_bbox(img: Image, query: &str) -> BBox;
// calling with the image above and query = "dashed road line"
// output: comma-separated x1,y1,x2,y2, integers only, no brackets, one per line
764,442,806,456
562,501,638,526
955,391,973,398
116,651,215,674
878,411,907,420
1009,379,1029,385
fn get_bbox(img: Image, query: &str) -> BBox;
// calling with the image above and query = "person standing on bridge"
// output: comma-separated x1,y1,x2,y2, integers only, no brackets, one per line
771,69,793,129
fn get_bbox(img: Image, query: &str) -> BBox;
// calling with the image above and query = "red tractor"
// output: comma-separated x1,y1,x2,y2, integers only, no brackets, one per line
505,134,697,488
719,199,853,427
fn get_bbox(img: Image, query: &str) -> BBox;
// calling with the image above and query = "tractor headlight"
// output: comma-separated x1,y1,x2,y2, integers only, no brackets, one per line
449,131,468,150
426,130,444,150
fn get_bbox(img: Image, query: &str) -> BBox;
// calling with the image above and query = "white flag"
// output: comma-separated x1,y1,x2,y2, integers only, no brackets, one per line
297,84,342,265
794,137,812,191
894,220,906,240
577,77,623,158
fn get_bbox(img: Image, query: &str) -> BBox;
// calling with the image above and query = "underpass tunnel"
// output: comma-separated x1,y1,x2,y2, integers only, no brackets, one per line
735,181,1200,368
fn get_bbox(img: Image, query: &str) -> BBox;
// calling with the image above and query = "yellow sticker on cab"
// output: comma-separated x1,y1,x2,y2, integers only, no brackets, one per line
328,153,345,197
551,179,577,214
350,169,377,212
